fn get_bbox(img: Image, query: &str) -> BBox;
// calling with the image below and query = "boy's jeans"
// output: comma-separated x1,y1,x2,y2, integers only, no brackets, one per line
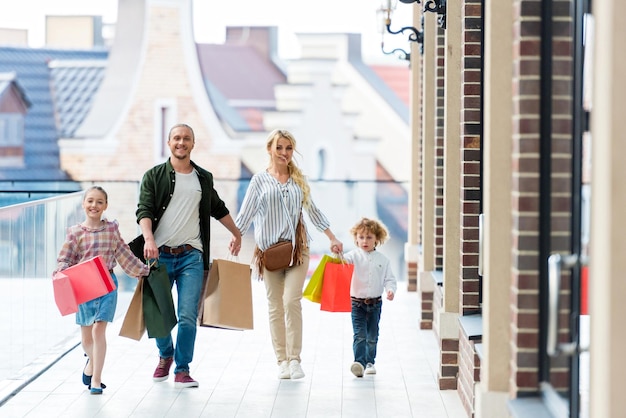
155,248,204,374
351,299,382,366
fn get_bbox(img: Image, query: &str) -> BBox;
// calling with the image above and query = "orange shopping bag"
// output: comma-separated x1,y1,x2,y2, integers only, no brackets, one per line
320,261,354,312
52,255,116,316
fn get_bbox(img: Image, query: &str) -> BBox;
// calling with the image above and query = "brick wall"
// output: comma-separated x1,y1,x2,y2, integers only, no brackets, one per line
407,261,417,291
60,5,240,184
460,0,482,315
433,283,459,389
510,0,573,395
455,0,483,408
421,289,434,329
435,26,445,269
458,332,481,417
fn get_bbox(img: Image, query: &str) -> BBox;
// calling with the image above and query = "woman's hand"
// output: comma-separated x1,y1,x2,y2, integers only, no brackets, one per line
229,236,242,256
330,238,343,254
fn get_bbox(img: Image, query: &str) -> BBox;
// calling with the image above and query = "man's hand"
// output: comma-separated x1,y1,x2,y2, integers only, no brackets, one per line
143,236,159,260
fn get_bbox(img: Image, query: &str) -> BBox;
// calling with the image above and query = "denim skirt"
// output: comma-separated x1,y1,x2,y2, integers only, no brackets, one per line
75,273,119,326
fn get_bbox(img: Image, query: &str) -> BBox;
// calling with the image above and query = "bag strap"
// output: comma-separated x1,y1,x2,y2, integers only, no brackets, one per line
278,183,297,265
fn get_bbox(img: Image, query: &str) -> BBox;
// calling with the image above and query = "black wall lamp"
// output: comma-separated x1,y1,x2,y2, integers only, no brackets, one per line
379,0,423,60
378,0,447,60
400,0,447,29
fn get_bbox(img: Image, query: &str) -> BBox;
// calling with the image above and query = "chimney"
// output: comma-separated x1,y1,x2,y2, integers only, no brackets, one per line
225,26,279,60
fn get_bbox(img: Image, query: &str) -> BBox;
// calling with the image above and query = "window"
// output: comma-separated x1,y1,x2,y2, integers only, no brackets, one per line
153,100,177,161
0,114,24,147
316,148,327,180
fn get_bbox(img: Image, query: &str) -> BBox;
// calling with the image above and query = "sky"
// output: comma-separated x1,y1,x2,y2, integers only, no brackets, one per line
0,0,414,63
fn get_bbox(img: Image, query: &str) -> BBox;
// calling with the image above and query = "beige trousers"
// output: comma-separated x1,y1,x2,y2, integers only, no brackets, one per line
263,253,310,364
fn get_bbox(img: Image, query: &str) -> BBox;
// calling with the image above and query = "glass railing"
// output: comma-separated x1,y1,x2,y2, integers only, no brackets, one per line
0,178,407,387
0,191,85,384
0,181,141,384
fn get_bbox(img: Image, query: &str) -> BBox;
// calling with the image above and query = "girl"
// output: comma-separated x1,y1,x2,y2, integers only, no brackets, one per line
343,217,397,377
55,186,149,394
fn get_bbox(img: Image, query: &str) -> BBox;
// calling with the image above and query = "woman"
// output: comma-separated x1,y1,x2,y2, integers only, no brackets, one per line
230,129,343,379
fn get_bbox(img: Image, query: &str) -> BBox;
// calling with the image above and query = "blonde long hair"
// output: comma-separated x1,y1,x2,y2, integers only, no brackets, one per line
266,129,311,209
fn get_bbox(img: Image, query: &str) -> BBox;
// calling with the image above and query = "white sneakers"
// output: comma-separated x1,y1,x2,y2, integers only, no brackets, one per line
289,360,305,379
351,362,364,377
279,360,376,379
351,362,376,377
278,361,290,379
278,360,305,379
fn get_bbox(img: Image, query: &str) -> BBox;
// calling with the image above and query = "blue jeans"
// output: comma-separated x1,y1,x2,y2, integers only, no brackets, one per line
156,248,204,374
351,299,382,366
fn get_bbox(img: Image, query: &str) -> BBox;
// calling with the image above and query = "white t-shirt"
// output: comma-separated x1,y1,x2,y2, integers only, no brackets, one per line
154,170,203,251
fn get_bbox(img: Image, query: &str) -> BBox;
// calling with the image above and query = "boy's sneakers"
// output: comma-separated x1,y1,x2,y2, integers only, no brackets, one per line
153,356,173,382
351,362,364,377
289,360,305,379
278,361,291,379
365,363,377,375
174,371,199,388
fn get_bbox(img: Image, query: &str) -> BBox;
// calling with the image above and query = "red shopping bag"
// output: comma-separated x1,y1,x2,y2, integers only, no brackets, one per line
320,262,354,312
52,255,116,316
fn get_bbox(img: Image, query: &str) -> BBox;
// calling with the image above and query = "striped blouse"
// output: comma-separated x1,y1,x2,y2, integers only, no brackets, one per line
235,171,331,251
55,219,150,278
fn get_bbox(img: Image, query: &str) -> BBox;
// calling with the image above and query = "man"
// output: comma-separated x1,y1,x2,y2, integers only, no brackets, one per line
136,123,242,388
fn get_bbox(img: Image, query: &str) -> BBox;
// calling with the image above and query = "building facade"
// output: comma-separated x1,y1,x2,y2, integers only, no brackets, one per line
404,0,624,417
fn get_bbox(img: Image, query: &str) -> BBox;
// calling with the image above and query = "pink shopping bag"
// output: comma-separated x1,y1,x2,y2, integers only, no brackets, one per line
52,255,116,316
52,274,78,316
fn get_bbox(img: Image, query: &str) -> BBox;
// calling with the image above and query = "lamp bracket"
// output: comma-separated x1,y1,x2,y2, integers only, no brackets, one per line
424,0,446,29
386,22,424,44
381,43,411,61
395,0,446,30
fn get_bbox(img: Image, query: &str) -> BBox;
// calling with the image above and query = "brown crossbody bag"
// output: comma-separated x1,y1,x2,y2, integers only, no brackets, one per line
254,187,307,275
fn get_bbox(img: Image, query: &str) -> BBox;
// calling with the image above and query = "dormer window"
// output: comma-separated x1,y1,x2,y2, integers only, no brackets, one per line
0,75,30,168
0,114,24,147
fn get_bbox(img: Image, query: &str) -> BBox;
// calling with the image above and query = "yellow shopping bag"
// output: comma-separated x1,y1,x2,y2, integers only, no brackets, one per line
303,254,341,303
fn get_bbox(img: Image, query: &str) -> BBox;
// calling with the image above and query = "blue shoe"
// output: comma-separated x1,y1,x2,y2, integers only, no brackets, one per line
82,357,92,386
90,387,103,395
83,355,106,389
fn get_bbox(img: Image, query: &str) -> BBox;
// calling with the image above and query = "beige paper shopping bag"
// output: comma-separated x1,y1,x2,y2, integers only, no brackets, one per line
200,259,253,330
119,277,146,341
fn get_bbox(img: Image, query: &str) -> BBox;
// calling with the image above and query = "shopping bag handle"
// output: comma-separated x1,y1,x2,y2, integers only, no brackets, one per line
147,259,158,269
225,254,240,263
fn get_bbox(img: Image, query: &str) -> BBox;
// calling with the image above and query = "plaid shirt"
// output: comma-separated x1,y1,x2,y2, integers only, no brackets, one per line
55,219,149,278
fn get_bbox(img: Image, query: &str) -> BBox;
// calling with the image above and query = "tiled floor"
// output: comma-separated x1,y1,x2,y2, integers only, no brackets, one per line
0,280,466,418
